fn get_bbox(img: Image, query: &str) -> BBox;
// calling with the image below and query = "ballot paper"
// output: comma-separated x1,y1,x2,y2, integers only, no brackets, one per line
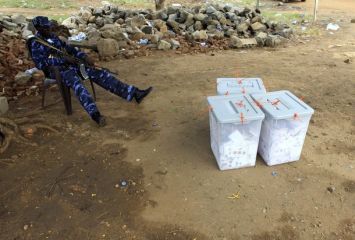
210,113,262,170
258,117,311,166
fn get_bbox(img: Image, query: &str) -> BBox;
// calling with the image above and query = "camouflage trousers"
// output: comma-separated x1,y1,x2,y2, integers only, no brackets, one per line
60,67,136,117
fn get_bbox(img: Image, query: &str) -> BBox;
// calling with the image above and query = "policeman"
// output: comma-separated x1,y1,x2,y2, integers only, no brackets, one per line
29,16,152,126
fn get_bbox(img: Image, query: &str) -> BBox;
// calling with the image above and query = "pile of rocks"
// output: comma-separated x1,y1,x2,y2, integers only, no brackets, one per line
0,29,42,99
61,3,293,58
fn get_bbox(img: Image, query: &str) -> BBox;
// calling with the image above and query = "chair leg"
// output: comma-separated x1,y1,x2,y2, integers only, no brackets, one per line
52,67,73,115
90,79,96,101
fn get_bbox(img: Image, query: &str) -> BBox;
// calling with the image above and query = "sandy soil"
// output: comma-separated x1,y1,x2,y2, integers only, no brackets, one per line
0,0,354,239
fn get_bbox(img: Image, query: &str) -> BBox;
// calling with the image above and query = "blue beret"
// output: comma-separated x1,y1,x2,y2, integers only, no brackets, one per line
32,16,52,29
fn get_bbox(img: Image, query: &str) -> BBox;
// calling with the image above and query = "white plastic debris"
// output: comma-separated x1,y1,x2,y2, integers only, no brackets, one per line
208,95,265,170
68,32,87,42
25,67,40,75
326,23,340,31
251,91,314,166
138,38,149,45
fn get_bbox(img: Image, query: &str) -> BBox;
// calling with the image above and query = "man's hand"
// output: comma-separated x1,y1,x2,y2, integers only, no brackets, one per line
64,56,77,64
85,56,96,67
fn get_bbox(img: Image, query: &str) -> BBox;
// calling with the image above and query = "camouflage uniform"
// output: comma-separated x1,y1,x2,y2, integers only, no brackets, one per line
30,17,136,120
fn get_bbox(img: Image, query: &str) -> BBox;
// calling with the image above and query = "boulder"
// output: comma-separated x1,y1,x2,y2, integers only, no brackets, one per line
97,38,119,57
185,13,195,27
237,22,249,32
192,30,208,40
229,36,243,48
15,72,31,86
194,13,207,21
157,40,171,50
62,17,78,29
1,20,18,30
11,14,27,25
251,22,266,31
194,21,203,31
141,25,154,34
206,6,217,14
169,39,180,49
79,8,92,22
255,32,268,46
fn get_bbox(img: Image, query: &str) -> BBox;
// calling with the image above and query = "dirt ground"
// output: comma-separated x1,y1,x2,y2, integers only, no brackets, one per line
1,0,354,239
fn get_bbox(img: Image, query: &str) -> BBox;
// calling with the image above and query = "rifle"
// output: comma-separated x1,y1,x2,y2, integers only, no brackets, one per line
29,36,119,79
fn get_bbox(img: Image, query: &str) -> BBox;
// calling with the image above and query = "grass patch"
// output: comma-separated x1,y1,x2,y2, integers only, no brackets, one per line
48,14,70,22
0,0,75,9
108,0,153,8
262,11,311,24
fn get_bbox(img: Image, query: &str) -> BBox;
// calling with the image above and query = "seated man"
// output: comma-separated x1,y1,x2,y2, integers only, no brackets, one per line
29,16,152,126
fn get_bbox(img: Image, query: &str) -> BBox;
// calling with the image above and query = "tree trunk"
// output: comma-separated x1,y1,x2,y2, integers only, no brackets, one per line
155,0,166,11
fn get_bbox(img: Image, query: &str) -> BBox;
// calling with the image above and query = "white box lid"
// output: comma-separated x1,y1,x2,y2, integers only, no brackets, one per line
251,90,314,120
217,78,266,95
207,95,265,124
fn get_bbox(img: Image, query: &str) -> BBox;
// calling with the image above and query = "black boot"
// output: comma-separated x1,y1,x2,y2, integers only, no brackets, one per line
134,87,153,104
91,112,107,127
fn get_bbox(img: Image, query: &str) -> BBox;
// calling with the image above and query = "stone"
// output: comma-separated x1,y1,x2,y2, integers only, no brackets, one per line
88,16,96,23
207,25,217,32
11,14,27,25
150,34,161,44
95,17,105,28
97,38,119,57
226,12,237,21
169,39,180,49
153,19,166,29
279,28,293,38
251,15,262,23
351,19,355,23
185,13,195,27
187,25,195,33
100,24,126,41
22,28,33,39
141,25,153,34
229,36,243,48
206,6,217,14
219,17,228,25
225,28,237,37
62,17,78,29
0,97,9,115
255,31,268,46
237,22,249,32
157,40,171,50
167,6,180,15
1,20,18,30
129,14,147,28
208,31,224,39
87,29,102,41
240,38,257,47
224,5,233,12
251,22,266,31
265,35,283,47
93,7,103,16
2,29,19,37
194,13,207,21
79,9,92,22
15,72,31,86
194,21,203,31
130,27,145,41
192,30,208,40
167,19,180,32
176,10,189,23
